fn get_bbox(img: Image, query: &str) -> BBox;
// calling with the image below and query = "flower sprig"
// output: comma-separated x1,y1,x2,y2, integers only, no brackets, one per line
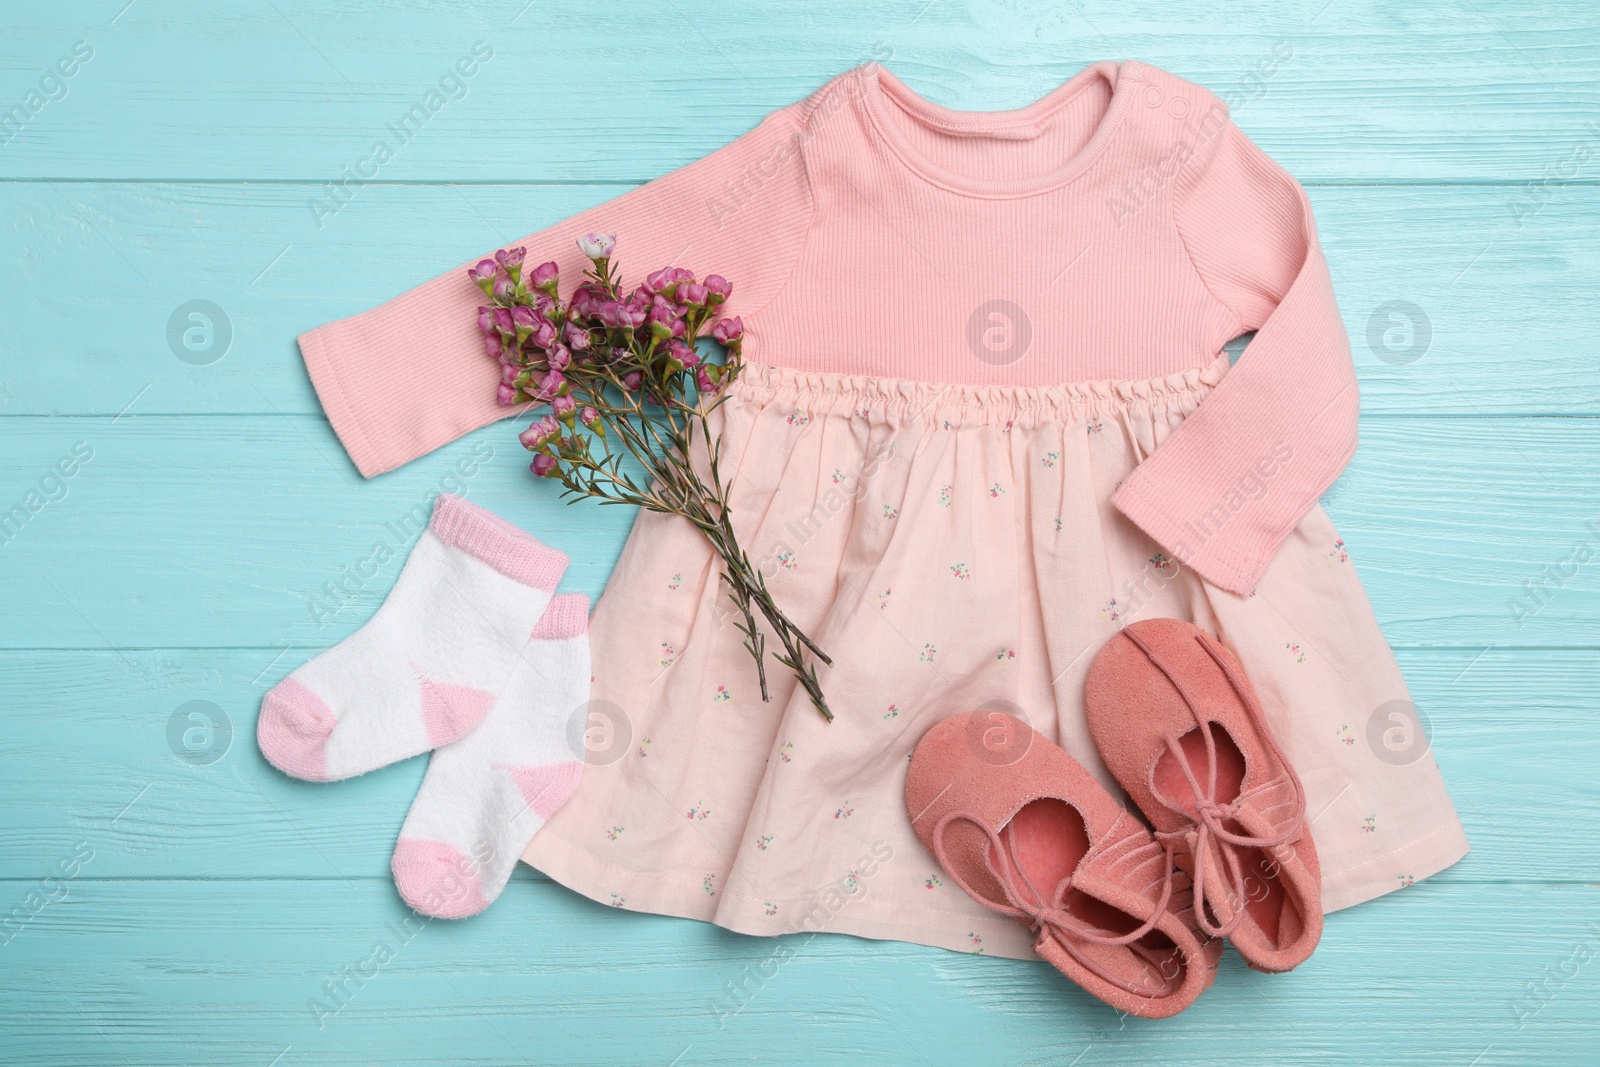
470,232,834,721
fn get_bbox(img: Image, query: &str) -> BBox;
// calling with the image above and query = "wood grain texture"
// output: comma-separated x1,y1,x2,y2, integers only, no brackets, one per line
2,1,1597,1064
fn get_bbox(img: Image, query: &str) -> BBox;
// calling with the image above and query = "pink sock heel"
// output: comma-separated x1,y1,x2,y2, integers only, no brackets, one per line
257,677,337,781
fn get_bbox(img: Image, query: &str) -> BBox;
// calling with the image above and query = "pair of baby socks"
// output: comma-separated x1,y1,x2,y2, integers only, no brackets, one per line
257,494,587,918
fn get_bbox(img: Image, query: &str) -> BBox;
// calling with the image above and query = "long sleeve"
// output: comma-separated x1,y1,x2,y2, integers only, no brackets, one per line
1109,118,1359,595
298,103,815,478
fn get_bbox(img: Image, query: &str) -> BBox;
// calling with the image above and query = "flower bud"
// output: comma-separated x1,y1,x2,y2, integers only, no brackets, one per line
529,260,560,294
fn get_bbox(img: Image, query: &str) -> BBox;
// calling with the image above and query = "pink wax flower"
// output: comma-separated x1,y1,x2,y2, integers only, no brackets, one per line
712,316,744,345
530,453,559,477
529,260,560,293
510,306,540,340
680,282,708,306
704,274,731,303
547,344,572,371
577,232,617,259
535,369,567,400
496,382,517,406
525,414,561,447
668,340,699,369
564,322,591,350
468,259,499,296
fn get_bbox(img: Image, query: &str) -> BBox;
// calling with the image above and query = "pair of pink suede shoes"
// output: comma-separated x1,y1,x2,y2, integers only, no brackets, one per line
906,618,1321,1018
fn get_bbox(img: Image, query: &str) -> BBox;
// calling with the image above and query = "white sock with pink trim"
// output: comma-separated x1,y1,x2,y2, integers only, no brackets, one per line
256,494,568,782
391,594,589,918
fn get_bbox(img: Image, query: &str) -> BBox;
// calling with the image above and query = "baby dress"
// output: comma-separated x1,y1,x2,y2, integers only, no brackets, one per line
297,60,1469,959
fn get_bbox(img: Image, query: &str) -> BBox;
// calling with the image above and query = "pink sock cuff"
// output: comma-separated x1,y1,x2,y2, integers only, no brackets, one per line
530,594,589,640
429,494,567,590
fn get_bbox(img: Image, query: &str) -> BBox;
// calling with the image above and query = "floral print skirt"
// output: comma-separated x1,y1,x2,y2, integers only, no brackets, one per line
521,353,1468,959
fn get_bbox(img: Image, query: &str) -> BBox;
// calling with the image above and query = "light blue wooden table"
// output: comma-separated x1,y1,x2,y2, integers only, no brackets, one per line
3,2,1597,1063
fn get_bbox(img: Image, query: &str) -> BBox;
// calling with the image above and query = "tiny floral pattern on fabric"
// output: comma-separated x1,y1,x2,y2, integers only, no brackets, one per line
637,738,652,758
776,551,797,571
658,643,676,667
1041,452,1059,468
1086,418,1103,435
882,704,900,720
996,648,1016,662
950,563,971,580
606,826,624,841
1398,874,1415,887
609,893,625,907
1363,815,1378,834
876,588,892,610
988,483,1006,499
687,803,710,822
755,834,773,851
713,685,732,703
924,875,943,889
1286,642,1306,664
1330,538,1349,563
938,484,952,507
834,802,854,820
778,741,794,764
1149,552,1175,575
967,932,985,954
1101,599,1123,622
831,469,846,485
919,644,937,663
702,874,717,896
1337,725,1355,746
882,504,899,520
763,901,778,916
667,573,683,590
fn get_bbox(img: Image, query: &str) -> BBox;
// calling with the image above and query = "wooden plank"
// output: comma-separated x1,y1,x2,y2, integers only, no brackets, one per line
0,2,1596,181
0,879,1593,1066
0,647,1592,881
0,414,1593,650
1,181,1595,418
